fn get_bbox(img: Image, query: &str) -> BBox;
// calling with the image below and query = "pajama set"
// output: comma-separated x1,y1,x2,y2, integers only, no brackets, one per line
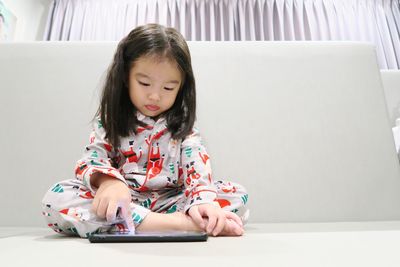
42,112,249,238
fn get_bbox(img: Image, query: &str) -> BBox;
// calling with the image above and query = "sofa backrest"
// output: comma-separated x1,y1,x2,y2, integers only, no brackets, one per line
1,42,400,227
381,70,400,126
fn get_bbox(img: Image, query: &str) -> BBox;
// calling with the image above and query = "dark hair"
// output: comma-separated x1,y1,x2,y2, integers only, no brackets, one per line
96,23,196,149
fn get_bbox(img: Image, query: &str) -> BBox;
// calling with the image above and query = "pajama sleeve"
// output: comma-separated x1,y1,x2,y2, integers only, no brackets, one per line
74,117,127,193
181,127,218,213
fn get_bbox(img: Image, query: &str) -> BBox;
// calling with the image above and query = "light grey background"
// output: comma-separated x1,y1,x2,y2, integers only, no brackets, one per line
1,41,400,227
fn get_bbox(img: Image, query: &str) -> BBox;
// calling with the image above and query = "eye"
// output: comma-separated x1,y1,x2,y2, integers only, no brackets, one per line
138,81,150,86
164,87,174,91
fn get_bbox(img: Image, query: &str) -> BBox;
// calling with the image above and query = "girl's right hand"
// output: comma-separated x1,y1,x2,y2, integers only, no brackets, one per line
91,175,135,231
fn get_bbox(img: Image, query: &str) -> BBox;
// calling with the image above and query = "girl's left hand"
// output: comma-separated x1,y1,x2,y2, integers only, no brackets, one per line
188,203,243,236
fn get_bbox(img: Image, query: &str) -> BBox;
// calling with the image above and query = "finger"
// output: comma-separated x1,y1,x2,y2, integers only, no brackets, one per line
106,201,118,222
223,219,234,236
225,211,243,227
224,219,241,236
189,207,206,229
231,219,244,235
96,198,108,219
206,214,217,234
213,214,226,236
120,204,135,233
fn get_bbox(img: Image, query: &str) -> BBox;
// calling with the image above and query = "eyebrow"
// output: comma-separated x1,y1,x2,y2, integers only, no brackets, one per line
135,73,180,84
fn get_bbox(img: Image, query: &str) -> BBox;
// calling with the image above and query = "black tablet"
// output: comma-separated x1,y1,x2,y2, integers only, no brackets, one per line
88,231,208,243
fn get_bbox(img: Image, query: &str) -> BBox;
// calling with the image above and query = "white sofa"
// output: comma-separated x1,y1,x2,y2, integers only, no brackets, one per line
1,42,400,266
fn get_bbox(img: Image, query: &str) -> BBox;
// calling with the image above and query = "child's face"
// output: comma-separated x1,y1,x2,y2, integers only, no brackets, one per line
128,55,182,119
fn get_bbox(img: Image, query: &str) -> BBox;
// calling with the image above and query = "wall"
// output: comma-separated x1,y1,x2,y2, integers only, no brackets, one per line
1,0,51,41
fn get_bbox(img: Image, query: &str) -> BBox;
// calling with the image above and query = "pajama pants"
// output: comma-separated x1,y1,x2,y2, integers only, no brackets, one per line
41,179,249,238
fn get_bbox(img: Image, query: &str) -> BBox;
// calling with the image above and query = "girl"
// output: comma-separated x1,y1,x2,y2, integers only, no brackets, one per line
42,23,249,238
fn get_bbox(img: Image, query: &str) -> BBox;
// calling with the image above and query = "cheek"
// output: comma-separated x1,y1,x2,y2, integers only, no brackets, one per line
128,88,134,102
167,92,179,107
128,88,143,109
129,84,141,100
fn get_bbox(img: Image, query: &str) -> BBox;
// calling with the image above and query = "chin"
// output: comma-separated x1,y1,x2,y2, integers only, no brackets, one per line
143,111,162,118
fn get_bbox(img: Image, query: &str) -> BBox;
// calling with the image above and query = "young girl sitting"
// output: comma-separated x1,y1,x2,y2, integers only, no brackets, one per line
42,23,249,238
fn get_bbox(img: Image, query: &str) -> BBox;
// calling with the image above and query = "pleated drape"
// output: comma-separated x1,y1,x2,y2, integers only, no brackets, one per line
44,0,400,69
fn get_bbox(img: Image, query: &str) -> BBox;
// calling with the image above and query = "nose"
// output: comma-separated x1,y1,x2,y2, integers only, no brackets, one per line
148,92,160,102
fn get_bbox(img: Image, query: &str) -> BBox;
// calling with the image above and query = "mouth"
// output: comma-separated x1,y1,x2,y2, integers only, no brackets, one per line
145,105,160,111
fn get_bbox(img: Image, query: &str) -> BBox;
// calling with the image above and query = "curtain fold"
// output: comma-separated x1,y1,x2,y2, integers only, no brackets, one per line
44,0,400,69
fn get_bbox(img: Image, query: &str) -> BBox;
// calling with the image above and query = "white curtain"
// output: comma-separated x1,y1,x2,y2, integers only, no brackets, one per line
44,0,400,69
